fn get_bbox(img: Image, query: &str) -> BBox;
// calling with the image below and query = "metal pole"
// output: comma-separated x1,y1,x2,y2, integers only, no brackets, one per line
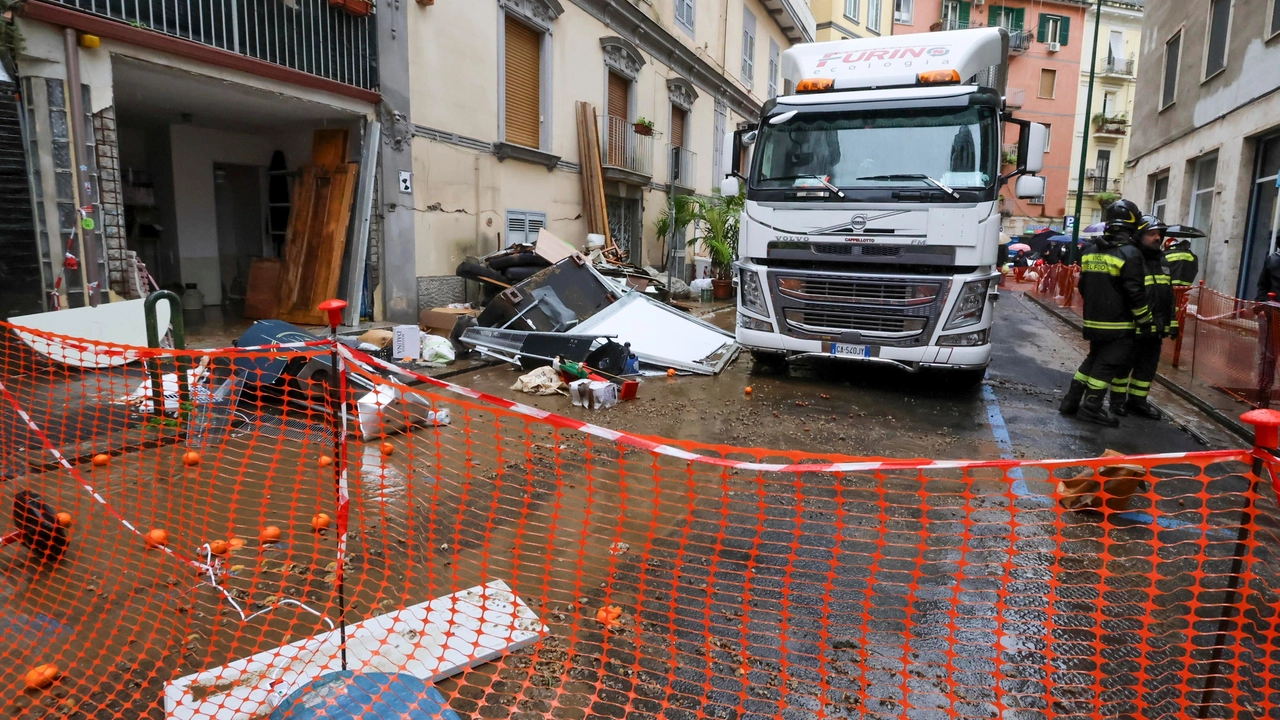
63,28,102,306
318,299,350,671
1069,0,1105,265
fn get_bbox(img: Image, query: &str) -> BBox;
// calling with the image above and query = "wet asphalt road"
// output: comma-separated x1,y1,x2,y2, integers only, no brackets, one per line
451,290,1240,461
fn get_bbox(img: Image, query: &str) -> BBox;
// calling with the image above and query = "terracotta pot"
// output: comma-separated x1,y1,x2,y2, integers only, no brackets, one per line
711,278,734,300
343,0,371,15
633,123,654,137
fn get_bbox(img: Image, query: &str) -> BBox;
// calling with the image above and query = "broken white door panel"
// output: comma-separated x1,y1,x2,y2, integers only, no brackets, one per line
568,292,738,375
10,298,171,368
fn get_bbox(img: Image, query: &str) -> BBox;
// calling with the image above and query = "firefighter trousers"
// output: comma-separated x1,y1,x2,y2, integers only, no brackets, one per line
1113,336,1162,401
1074,337,1135,394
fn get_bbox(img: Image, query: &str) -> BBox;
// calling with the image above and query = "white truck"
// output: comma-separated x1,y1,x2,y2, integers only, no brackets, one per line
720,28,1047,385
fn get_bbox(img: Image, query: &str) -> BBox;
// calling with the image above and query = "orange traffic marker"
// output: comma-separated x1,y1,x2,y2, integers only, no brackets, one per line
318,455,334,468
23,664,59,690
208,539,229,556
145,529,168,548
311,513,332,532
260,526,282,543
91,454,109,467
380,442,395,457
55,512,72,529
183,451,201,467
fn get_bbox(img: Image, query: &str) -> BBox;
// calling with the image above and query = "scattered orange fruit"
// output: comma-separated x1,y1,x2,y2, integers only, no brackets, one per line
380,442,395,457
208,540,229,556
667,369,677,377
744,386,753,395
55,512,72,529
23,664,59,690
596,605,624,627
228,537,246,550
145,529,169,548
182,451,201,467
311,513,332,532
318,455,334,468
260,526,282,543
91,454,109,467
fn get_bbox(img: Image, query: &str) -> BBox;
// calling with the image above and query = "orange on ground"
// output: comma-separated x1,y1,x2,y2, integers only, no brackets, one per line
182,451,201,467
23,664,59,690
208,540,229,556
227,537,246,550
667,369,677,377
145,529,168,548
55,512,72,529
311,513,332,532
260,526,282,543
380,442,395,457
91,454,109,467
318,455,333,468
744,386,753,395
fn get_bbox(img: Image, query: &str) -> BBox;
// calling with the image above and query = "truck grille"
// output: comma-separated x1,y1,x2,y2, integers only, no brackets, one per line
812,244,903,258
769,272,951,347
784,310,926,335
776,276,943,306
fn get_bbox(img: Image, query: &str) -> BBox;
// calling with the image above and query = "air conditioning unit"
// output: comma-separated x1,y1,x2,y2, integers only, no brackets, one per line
1047,41,1062,52
1085,168,1098,178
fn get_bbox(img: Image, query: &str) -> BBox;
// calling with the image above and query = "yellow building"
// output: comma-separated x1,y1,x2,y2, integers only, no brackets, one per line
1066,0,1145,227
811,0,896,40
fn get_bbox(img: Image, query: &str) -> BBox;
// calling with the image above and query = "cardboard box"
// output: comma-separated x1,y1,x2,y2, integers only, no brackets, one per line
392,325,421,360
1056,449,1147,511
419,307,480,338
357,328,394,350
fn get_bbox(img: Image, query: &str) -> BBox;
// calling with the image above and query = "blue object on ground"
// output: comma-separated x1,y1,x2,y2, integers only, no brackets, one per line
270,671,461,720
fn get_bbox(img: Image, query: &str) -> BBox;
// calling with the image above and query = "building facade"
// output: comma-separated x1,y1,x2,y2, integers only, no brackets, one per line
1064,0,1144,229
1125,0,1280,296
895,0,1088,235
811,0,895,40
405,0,815,310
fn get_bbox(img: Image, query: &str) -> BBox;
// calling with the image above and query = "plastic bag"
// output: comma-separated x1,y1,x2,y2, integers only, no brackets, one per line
420,335,456,366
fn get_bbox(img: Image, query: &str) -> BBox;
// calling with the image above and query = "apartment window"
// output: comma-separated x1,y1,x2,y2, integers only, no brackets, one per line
1102,91,1117,116
845,0,859,22
868,0,882,32
675,0,695,36
1037,14,1069,45
941,0,970,30
1108,29,1125,63
505,210,546,247
504,16,543,149
1150,172,1170,221
894,0,913,24
1038,68,1057,99
670,106,687,149
1162,32,1181,109
1043,123,1052,151
1243,134,1280,294
741,7,756,86
1096,149,1112,181
989,5,1025,32
1205,0,1231,78
1188,153,1218,235
768,39,780,99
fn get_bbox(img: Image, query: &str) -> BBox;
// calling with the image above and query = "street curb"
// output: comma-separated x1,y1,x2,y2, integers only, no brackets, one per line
1022,291,1254,443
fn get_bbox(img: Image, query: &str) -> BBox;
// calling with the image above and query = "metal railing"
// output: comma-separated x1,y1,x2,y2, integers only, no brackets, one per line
600,115,654,178
1094,116,1128,135
44,0,378,90
1102,55,1136,77
937,18,984,31
1008,30,1033,54
1088,175,1111,193
668,145,696,190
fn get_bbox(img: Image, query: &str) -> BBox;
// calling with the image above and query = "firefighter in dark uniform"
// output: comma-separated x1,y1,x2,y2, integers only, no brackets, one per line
1058,199,1153,427
1164,237,1199,313
1110,216,1177,419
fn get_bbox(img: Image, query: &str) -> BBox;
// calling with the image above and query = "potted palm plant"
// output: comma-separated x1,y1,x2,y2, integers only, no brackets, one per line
654,191,744,300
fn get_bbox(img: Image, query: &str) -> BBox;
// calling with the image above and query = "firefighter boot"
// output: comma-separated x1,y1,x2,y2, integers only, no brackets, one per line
1058,379,1086,415
1126,395,1164,420
1076,389,1121,428
1110,392,1129,417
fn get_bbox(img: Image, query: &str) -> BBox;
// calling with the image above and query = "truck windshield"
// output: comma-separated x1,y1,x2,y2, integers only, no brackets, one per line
754,105,998,196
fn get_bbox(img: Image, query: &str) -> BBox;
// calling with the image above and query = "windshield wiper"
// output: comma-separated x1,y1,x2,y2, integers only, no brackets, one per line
764,174,846,199
855,174,961,200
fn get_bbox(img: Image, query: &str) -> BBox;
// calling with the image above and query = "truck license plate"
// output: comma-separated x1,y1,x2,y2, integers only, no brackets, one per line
831,343,872,359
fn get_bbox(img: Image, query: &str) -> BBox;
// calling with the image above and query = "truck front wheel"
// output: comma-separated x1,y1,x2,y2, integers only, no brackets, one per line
948,368,988,391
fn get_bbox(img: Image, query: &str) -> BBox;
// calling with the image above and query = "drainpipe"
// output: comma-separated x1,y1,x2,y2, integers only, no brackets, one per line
63,28,102,306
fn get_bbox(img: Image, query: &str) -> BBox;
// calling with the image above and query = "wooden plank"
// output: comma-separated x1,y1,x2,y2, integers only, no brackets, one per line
276,164,359,325
243,258,282,319
311,129,349,169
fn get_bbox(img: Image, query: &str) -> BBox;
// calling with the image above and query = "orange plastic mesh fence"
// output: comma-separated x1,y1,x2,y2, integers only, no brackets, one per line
3,322,1280,720
1175,286,1280,408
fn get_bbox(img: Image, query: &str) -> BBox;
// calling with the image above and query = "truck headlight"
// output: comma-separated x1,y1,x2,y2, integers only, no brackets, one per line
944,279,992,330
740,268,770,318
938,329,990,346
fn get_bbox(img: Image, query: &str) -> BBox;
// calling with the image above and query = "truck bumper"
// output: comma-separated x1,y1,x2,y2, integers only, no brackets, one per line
737,327,992,371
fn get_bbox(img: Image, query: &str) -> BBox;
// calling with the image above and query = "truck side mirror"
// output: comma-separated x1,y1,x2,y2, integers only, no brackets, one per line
724,132,741,178
720,177,741,197
1020,122,1047,174
1015,175,1046,200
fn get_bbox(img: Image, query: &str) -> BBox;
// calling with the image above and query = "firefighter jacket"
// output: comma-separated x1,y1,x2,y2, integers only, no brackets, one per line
1141,245,1178,337
1163,241,1199,287
1079,237,1153,341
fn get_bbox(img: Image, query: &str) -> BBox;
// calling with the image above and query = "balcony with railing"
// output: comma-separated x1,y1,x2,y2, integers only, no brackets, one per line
1008,30,1034,54
668,145,697,192
932,18,984,31
1093,114,1129,136
1088,175,1112,194
35,0,378,91
600,115,654,186
1101,55,1136,78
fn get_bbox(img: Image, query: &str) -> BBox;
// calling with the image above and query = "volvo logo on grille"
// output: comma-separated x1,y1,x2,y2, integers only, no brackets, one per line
849,214,868,232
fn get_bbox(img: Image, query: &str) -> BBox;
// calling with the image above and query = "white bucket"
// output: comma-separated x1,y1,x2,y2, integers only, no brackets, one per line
693,257,712,279
586,233,606,250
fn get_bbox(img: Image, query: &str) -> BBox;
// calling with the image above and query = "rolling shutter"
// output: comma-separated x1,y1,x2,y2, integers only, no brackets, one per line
505,16,542,149
670,106,686,149
607,72,629,122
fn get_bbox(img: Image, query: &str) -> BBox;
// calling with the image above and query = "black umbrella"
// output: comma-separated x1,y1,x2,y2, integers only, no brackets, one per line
1163,224,1207,239
1026,229,1058,255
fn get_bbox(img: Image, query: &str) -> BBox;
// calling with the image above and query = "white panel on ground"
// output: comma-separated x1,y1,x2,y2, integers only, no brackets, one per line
568,292,738,374
162,580,547,720
10,298,172,368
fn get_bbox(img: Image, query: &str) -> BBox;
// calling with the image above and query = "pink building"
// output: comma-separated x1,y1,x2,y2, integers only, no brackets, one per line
895,0,1087,232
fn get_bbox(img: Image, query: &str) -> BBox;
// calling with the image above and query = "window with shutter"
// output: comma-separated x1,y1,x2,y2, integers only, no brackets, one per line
505,210,547,247
767,39,780,99
1162,31,1181,109
675,0,694,35
504,17,542,149
1038,14,1067,45
989,6,1024,31
670,107,686,149
741,8,756,86
607,72,629,123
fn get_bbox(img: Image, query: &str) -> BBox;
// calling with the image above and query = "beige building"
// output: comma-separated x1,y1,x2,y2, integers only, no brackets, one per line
1065,0,1144,228
406,0,815,306
810,0,895,40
